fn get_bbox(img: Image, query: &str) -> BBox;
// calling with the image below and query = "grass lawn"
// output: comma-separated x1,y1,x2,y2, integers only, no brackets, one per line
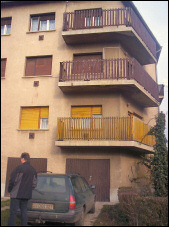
1,200,21,226
1,209,21,226
1,199,10,208
93,204,130,226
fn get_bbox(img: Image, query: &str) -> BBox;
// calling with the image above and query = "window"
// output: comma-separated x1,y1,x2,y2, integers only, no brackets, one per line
1,17,11,35
71,106,102,118
25,56,52,76
71,177,83,193
30,13,55,32
36,176,66,193
71,106,102,129
1,59,7,77
20,107,49,129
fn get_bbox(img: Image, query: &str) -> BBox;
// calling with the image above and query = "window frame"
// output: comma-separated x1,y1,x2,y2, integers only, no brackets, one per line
1,17,12,35
30,13,55,32
19,106,49,130
1,58,7,78
25,55,52,77
71,105,102,129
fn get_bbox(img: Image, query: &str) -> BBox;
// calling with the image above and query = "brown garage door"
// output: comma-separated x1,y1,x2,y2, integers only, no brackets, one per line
66,159,110,202
4,157,47,197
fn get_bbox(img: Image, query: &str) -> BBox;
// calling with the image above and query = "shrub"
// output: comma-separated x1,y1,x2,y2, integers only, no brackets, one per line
118,187,168,226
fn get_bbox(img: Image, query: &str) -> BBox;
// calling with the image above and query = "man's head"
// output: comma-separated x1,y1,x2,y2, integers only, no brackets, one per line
21,152,30,164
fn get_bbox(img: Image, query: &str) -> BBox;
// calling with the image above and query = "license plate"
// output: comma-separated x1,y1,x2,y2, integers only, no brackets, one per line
32,203,54,210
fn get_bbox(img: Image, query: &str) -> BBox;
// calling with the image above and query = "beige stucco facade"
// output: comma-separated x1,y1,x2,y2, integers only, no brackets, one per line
1,1,161,200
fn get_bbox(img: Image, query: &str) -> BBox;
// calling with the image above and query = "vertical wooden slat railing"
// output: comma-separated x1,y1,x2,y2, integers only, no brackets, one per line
63,8,156,58
59,58,133,82
132,58,159,101
56,117,155,147
59,57,159,102
132,117,155,146
130,8,156,58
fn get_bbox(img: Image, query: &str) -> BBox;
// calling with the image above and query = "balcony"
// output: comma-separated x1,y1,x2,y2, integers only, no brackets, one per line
58,57,160,107
62,8,159,64
55,116,155,153
158,84,164,104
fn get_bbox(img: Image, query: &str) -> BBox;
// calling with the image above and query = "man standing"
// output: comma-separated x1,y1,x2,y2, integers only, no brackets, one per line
8,153,37,226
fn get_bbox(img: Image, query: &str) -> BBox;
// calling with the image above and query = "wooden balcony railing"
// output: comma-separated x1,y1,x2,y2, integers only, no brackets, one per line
59,58,159,102
56,116,155,147
63,8,156,58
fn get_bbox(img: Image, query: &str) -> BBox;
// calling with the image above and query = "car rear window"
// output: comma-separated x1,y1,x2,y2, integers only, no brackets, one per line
36,175,66,193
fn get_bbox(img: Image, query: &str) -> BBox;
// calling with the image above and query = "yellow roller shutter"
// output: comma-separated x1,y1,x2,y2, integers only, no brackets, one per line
71,106,102,118
92,106,102,115
40,107,49,118
72,107,91,118
20,108,40,129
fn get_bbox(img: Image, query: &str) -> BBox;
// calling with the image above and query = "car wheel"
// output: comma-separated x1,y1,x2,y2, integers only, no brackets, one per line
89,202,95,214
74,207,85,226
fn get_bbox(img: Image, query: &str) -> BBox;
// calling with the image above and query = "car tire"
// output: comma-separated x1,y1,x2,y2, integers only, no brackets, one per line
89,202,95,214
74,207,85,226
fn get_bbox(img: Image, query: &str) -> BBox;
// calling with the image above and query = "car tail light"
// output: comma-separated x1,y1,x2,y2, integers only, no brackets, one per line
69,195,76,209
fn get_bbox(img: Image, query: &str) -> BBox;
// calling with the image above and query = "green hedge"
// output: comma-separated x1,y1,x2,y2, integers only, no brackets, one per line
118,188,168,226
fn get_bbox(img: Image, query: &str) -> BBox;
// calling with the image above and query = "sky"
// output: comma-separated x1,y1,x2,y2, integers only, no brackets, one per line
133,1,168,144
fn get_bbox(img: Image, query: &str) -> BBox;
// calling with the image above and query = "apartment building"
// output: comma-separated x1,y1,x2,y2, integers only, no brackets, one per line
1,1,164,201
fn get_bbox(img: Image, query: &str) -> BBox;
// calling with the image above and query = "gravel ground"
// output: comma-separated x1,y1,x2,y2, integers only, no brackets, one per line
84,202,118,226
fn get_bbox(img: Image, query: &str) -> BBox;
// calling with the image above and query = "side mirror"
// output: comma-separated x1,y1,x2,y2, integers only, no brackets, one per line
91,185,96,189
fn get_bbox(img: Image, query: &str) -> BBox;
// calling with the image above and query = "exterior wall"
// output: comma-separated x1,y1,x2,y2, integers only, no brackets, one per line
143,64,157,82
65,1,125,11
1,1,159,199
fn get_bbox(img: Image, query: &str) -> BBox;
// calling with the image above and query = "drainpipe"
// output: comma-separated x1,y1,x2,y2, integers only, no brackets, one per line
65,1,68,12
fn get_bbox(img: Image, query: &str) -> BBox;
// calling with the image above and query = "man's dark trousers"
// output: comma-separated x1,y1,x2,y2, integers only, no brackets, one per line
8,198,29,226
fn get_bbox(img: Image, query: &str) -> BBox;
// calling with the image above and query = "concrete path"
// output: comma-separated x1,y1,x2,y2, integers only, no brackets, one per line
1,206,10,211
84,202,118,226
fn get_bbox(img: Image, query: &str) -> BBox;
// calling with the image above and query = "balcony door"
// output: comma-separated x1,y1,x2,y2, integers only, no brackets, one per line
71,106,102,140
73,53,102,80
74,8,103,29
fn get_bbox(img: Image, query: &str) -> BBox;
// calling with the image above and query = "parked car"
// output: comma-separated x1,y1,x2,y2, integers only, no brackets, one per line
25,172,96,226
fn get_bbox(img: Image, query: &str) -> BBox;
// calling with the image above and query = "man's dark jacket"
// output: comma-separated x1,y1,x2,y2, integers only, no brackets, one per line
8,162,37,199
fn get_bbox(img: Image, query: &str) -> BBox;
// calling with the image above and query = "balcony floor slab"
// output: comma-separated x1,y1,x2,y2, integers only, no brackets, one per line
55,140,154,154
58,79,160,107
62,27,156,65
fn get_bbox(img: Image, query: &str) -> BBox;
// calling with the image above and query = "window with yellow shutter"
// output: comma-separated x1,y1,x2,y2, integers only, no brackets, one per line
71,106,102,129
20,107,49,129
71,106,102,118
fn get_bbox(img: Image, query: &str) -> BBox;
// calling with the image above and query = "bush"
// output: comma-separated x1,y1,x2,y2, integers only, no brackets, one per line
93,204,129,226
118,187,168,226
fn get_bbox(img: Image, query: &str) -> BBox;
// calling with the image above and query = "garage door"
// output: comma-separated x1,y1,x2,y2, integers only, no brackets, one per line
66,159,110,201
5,157,47,197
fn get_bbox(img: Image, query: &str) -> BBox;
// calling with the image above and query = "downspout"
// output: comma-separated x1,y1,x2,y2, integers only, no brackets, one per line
156,46,163,113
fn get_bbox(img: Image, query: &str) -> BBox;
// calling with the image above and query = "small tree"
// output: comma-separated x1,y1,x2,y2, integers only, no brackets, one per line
148,112,168,197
